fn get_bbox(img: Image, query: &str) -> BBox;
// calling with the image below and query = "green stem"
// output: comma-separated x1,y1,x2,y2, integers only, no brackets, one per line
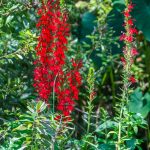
117,102,124,150
87,101,92,134
117,0,133,148
52,74,58,114
110,68,116,104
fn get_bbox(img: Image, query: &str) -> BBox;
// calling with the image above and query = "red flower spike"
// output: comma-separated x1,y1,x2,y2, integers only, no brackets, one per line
120,2,138,85
33,0,82,118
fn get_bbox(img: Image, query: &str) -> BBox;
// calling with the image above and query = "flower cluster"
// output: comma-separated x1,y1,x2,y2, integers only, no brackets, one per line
120,2,138,84
56,60,82,116
33,0,82,116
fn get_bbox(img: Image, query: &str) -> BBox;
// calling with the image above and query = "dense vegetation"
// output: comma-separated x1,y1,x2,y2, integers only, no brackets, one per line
0,0,150,149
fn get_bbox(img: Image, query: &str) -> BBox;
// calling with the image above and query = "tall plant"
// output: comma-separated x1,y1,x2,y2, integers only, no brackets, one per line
117,0,139,149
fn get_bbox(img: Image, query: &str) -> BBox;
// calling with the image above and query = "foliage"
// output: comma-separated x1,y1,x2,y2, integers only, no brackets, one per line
0,101,74,149
0,0,37,117
0,0,150,150
129,88,150,118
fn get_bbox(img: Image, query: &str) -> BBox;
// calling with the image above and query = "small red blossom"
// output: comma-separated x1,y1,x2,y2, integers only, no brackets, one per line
127,3,135,12
121,57,126,65
125,35,133,42
120,34,134,42
90,91,96,101
54,115,72,122
123,10,130,17
131,48,139,56
120,33,126,41
127,19,134,26
54,115,62,121
129,28,138,35
129,76,136,83
63,116,72,122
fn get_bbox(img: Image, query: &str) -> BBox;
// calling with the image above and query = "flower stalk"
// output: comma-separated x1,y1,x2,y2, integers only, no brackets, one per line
117,0,138,149
87,67,95,134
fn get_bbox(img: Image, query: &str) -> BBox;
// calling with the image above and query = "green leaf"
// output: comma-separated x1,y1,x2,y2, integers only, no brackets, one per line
5,15,14,24
18,145,27,150
112,0,125,11
9,4,20,11
132,0,150,41
126,139,136,150
13,125,27,131
54,143,59,150
96,120,118,132
36,101,47,113
16,54,23,60
98,144,115,150
129,88,150,117
75,1,88,9
27,106,35,114
79,12,97,43
20,93,31,100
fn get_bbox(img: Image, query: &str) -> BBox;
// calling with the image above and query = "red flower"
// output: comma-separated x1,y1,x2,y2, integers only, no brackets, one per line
125,35,133,42
120,34,133,42
54,115,61,121
131,48,139,56
54,115,72,122
128,3,135,12
129,76,136,83
123,10,130,17
126,19,134,26
129,28,138,35
121,57,126,65
120,33,126,41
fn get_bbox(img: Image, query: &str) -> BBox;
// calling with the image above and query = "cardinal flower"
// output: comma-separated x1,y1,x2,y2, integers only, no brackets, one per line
34,0,82,117
120,1,138,84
